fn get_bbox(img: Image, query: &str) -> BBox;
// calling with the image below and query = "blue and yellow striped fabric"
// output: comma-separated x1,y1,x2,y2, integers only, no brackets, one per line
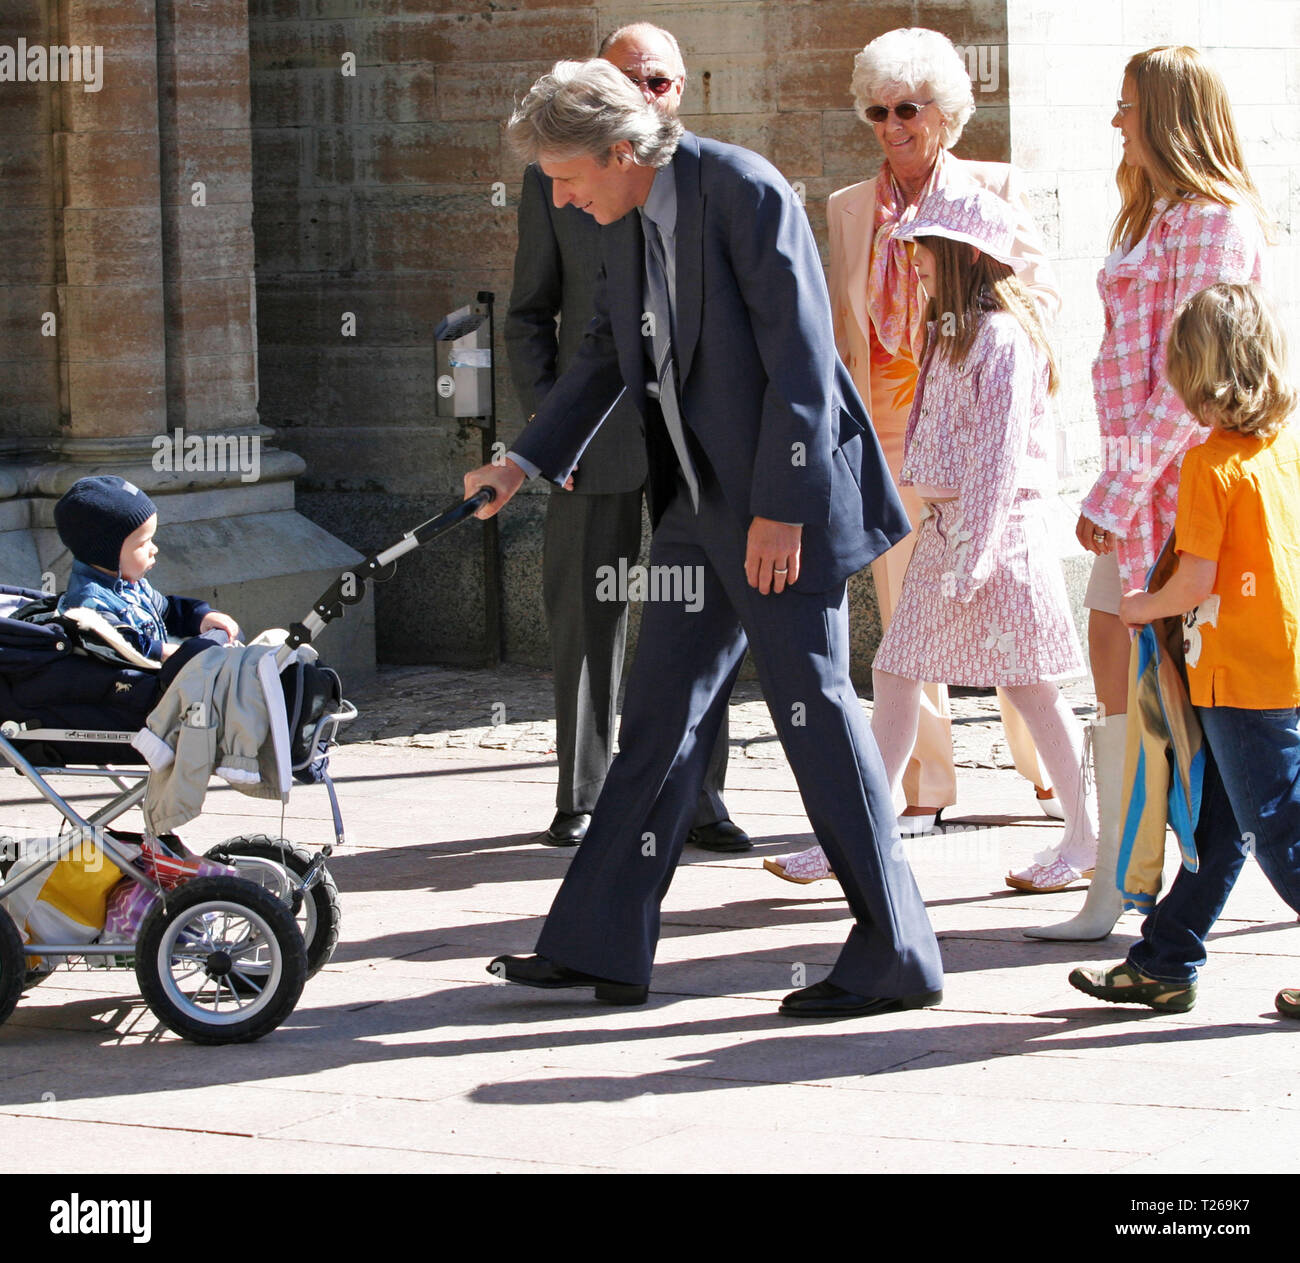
1117,621,1205,914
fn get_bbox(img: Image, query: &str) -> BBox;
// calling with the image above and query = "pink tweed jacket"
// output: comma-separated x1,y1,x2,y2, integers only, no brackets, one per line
1083,198,1266,590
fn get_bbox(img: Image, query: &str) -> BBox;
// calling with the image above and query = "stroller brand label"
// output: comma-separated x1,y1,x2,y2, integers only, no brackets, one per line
49,1195,151,1244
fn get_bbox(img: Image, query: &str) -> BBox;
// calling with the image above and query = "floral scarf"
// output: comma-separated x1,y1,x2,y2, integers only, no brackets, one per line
866,149,950,367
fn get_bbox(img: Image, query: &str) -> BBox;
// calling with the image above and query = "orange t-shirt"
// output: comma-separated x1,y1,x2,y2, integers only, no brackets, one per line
1174,424,1300,708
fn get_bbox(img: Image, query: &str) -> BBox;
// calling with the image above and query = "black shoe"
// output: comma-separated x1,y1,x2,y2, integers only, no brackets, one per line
487,954,648,1005
688,818,752,852
778,979,943,1019
544,810,590,846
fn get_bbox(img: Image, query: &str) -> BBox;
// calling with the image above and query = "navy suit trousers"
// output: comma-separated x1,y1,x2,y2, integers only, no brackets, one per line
535,475,944,997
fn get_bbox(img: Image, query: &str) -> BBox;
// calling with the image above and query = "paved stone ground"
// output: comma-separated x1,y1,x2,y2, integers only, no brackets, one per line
1,664,1297,1176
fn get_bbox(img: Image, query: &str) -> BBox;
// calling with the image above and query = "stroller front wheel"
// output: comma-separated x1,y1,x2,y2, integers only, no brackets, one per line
0,906,23,1027
135,877,307,1045
206,835,341,978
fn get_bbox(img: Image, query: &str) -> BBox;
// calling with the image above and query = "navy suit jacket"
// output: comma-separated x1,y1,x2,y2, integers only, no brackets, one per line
511,132,910,593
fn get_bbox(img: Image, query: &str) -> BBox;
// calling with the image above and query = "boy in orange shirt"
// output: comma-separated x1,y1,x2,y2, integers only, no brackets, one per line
1070,283,1300,1017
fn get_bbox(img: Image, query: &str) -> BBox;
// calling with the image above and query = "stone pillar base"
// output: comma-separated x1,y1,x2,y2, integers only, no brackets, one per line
0,449,376,686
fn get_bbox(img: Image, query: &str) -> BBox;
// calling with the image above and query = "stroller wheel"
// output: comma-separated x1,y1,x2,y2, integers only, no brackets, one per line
206,835,341,977
0,907,23,1027
135,876,307,1045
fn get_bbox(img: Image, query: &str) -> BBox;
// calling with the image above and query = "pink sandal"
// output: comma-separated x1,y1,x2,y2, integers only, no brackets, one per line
763,845,835,884
1005,853,1094,893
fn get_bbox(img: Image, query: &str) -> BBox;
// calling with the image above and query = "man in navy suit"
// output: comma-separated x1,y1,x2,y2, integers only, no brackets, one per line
505,24,744,854
465,59,944,1017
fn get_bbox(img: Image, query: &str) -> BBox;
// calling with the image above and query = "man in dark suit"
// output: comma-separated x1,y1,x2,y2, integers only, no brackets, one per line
466,59,944,1018
505,23,744,853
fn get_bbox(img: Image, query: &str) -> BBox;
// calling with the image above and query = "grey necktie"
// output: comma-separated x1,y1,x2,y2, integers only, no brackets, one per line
643,217,700,509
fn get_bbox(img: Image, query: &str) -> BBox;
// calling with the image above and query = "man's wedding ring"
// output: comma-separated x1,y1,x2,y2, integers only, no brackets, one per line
774,566,788,575
1092,531,1106,542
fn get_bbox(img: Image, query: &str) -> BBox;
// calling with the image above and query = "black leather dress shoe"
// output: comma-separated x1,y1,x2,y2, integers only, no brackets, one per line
778,979,943,1019
544,810,590,846
688,818,752,852
487,954,648,1005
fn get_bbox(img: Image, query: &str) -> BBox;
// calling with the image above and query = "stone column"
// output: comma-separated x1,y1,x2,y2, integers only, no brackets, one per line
0,0,374,680
0,0,60,485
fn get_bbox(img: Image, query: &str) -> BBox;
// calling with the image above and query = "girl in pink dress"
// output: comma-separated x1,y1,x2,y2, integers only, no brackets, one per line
776,186,1096,890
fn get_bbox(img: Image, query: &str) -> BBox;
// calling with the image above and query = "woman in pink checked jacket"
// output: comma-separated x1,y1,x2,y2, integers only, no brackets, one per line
1026,45,1272,943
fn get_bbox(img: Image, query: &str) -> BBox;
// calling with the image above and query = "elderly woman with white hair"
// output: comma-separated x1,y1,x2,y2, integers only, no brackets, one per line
766,27,1079,891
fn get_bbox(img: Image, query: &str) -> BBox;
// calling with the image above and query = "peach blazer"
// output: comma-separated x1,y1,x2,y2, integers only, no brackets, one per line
827,157,1061,419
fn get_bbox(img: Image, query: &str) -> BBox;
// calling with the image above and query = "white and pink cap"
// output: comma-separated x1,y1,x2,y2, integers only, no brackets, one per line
893,185,1028,273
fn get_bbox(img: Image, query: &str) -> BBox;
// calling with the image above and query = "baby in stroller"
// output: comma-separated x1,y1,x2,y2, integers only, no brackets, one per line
0,483,483,1041
54,474,239,666
0,480,352,1042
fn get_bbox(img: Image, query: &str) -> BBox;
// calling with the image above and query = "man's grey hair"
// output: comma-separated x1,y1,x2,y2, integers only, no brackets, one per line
598,21,688,91
508,59,683,168
851,27,975,150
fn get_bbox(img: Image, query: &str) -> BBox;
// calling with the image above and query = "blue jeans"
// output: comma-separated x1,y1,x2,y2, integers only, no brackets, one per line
1127,705,1300,985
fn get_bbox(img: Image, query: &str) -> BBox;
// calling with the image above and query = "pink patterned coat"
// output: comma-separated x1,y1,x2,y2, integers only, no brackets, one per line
1083,198,1267,591
874,312,1085,686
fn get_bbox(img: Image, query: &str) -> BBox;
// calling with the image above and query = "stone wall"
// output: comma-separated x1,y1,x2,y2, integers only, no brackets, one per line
1,0,262,451
1,0,162,450
0,0,58,447
248,0,1010,675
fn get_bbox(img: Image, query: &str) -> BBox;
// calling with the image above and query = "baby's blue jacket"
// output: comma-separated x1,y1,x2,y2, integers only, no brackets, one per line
59,560,211,661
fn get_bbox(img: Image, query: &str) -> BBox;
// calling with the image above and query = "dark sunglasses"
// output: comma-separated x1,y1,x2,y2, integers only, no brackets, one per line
864,100,933,123
623,72,678,97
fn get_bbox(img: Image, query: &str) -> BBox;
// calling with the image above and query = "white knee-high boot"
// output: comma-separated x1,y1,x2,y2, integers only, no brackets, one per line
999,682,1097,871
1024,715,1126,941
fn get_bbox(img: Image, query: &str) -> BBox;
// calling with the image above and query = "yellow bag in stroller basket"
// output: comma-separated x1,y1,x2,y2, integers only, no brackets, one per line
0,835,125,968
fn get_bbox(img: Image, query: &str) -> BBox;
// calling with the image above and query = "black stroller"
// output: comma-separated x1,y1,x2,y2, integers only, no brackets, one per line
0,490,489,1043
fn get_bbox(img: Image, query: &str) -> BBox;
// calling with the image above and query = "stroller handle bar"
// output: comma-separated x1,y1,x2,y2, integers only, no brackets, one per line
277,487,494,664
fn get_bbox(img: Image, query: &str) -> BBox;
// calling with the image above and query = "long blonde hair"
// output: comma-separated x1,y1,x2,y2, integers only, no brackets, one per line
1113,46,1272,249
918,235,1058,393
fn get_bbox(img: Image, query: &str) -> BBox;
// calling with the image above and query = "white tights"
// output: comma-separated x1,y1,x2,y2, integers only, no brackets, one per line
871,669,1098,868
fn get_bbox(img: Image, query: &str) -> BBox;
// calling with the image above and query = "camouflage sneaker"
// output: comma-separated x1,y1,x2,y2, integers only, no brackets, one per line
1068,961,1197,1013
1275,988,1300,1020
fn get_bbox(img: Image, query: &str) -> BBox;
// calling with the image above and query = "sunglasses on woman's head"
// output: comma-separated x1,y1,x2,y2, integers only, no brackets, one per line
623,72,678,96
864,100,933,123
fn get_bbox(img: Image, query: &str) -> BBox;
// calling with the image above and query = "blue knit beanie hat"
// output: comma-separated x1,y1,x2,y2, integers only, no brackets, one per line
54,476,158,573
